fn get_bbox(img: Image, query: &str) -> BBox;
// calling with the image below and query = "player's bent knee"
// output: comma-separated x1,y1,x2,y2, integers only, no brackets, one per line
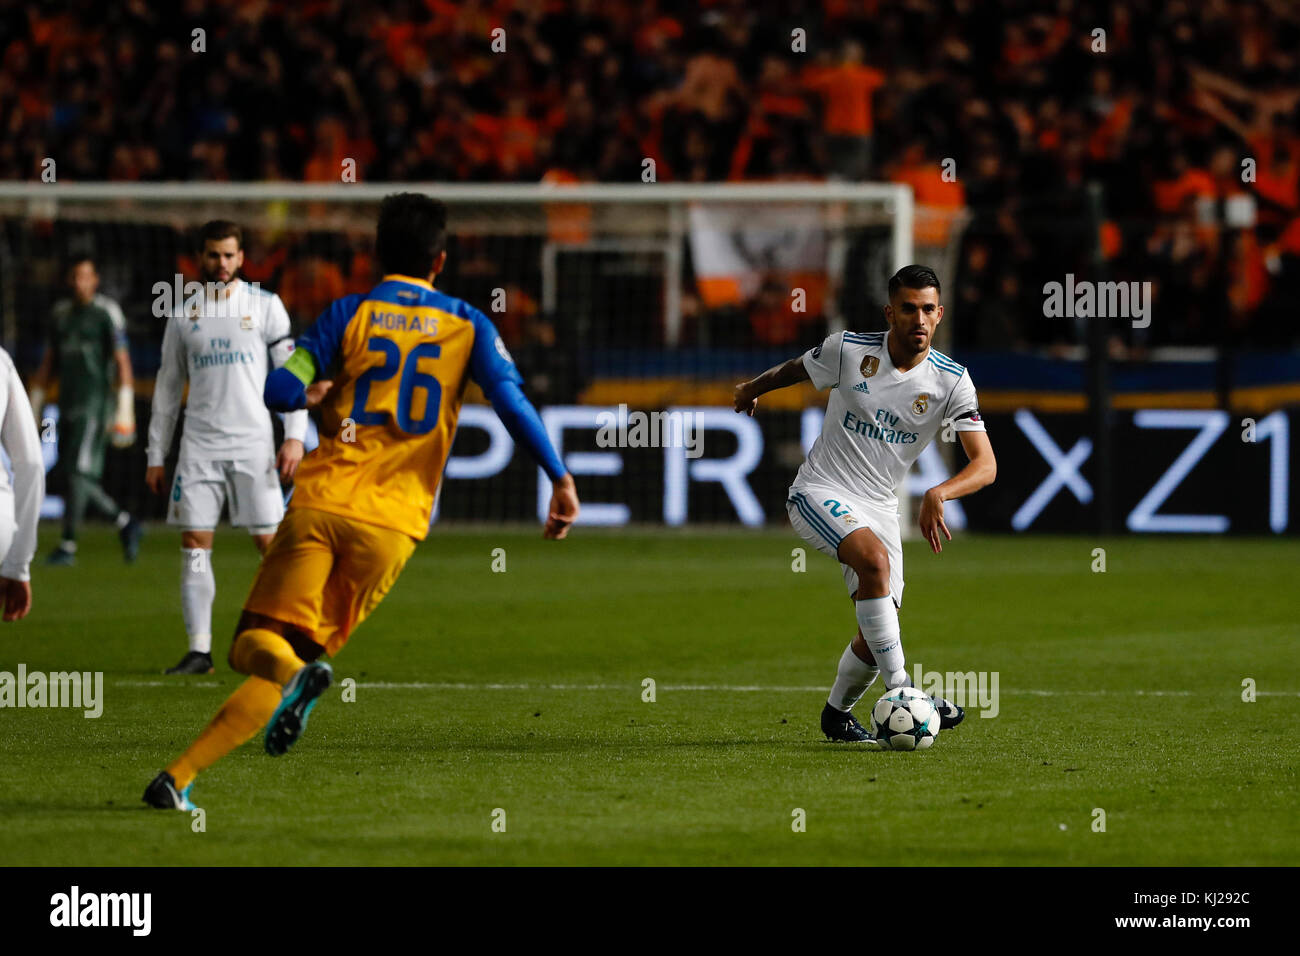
227,631,250,673
852,548,890,592
232,610,325,665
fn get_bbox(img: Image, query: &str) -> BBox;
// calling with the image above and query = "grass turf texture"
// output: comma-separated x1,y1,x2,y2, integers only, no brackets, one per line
1,524,1296,866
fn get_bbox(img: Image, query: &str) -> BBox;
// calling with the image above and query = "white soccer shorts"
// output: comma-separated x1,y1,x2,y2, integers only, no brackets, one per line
786,483,904,607
167,457,284,534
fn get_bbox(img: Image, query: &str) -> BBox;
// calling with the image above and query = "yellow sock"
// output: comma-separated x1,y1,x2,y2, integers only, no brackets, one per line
166,676,282,789
230,627,304,685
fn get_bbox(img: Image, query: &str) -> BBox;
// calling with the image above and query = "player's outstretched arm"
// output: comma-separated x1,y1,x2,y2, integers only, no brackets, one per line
467,311,579,538
733,356,811,415
484,377,579,538
917,430,997,554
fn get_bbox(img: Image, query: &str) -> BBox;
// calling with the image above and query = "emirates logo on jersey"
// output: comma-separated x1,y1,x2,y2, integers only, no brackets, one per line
913,394,929,414
860,355,879,378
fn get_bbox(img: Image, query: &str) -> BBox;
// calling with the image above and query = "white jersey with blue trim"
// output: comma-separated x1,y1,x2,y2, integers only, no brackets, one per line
147,277,307,467
794,330,986,504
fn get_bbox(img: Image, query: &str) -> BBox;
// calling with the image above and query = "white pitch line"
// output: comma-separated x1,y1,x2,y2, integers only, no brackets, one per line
112,679,1300,697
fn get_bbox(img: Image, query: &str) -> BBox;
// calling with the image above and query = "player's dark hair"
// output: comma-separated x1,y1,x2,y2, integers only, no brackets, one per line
376,193,448,277
888,264,941,299
66,254,95,273
199,220,243,250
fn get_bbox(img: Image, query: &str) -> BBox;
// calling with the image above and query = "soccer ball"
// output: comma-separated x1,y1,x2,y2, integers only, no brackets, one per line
870,686,940,751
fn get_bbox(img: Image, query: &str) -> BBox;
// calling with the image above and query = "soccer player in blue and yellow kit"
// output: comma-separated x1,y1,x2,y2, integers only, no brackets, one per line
144,194,580,810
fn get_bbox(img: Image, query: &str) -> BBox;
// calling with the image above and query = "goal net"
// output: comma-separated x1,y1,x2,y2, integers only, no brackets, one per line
0,182,969,531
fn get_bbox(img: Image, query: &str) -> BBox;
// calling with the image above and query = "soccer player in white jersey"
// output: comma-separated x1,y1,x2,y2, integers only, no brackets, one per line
734,265,997,743
146,221,308,675
0,346,44,621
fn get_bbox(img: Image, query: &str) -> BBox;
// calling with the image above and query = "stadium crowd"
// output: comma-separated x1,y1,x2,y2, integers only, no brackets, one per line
1,0,1298,351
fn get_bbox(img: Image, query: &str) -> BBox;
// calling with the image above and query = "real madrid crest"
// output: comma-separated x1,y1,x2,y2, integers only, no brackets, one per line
860,355,879,378
913,393,929,415
240,315,254,330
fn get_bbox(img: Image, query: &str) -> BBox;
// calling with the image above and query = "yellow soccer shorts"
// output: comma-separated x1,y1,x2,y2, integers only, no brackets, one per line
242,506,418,657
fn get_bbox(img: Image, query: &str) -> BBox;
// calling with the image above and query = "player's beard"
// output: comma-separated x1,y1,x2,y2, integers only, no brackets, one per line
897,327,929,358
201,265,236,287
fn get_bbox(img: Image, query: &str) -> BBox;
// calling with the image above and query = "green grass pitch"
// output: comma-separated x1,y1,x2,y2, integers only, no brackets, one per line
1,524,1296,865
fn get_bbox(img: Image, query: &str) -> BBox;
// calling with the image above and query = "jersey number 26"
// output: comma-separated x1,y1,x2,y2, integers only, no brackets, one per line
349,337,442,435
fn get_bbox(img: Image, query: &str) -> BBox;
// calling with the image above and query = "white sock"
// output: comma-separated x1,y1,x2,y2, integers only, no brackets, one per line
181,548,215,654
855,595,907,688
827,641,880,712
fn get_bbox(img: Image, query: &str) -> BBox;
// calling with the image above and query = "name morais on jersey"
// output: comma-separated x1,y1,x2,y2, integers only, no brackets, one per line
147,278,307,466
796,330,985,503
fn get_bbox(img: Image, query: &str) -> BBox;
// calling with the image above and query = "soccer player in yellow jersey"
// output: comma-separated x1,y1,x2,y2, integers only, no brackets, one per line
144,193,581,810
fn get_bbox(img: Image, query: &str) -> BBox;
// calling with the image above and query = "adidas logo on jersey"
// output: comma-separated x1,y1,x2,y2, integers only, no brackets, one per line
853,381,871,393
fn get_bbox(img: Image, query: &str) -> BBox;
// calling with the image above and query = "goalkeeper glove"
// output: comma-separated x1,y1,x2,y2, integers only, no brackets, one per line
111,385,136,448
